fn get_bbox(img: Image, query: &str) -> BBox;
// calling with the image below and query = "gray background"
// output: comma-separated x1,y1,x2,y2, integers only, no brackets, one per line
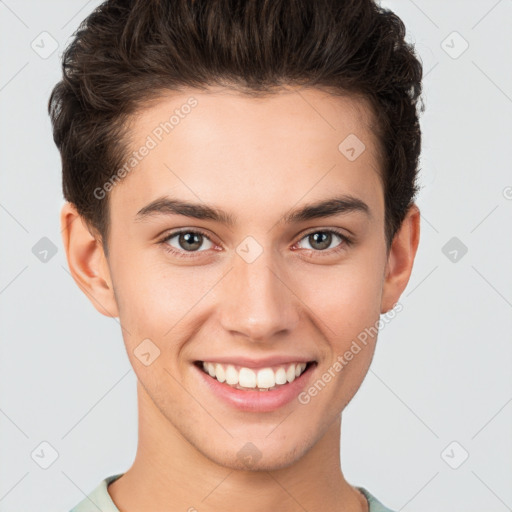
1,0,511,510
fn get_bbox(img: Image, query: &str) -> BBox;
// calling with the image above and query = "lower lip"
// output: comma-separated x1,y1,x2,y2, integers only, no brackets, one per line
194,362,317,412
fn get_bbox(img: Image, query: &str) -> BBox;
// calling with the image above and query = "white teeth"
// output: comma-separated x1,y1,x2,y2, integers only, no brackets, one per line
239,368,257,388
200,361,310,390
256,368,275,389
225,364,238,385
275,367,287,385
215,363,226,383
286,364,296,383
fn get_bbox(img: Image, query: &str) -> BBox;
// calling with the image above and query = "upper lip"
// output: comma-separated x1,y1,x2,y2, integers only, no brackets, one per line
195,355,316,368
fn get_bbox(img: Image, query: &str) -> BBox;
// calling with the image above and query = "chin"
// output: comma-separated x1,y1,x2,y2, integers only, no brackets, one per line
202,436,312,473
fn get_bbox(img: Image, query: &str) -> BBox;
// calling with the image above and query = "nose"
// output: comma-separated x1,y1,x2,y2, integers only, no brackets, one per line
217,247,300,343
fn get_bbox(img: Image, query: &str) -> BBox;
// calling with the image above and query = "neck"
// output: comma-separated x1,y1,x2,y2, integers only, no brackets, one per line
108,381,368,512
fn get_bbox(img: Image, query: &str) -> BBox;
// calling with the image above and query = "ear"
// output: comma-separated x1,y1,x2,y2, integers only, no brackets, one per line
60,202,119,318
380,203,421,314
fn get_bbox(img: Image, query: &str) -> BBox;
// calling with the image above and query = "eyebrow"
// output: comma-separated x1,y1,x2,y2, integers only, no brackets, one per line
135,194,371,226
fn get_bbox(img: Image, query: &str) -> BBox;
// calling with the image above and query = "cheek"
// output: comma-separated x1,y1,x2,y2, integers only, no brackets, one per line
111,252,222,343
297,259,384,343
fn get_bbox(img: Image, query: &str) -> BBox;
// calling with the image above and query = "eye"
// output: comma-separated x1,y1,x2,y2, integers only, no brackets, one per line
295,229,352,254
160,229,215,257
158,227,353,260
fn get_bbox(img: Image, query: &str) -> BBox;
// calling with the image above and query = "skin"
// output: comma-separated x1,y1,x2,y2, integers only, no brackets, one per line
61,85,420,512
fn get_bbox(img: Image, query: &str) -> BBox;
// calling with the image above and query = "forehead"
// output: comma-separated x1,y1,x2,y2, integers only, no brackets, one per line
128,85,380,156
111,85,384,224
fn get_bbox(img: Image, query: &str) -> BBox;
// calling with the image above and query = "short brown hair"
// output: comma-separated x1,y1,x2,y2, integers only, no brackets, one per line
48,0,424,255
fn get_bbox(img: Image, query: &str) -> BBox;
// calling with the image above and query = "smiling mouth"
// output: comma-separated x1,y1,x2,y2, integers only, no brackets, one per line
194,360,317,391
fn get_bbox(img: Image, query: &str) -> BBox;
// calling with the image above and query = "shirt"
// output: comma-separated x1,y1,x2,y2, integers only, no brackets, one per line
69,473,397,512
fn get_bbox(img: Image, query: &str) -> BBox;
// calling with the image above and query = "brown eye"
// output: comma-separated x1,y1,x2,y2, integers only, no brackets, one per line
307,232,333,250
177,232,203,251
162,230,214,253
295,229,351,254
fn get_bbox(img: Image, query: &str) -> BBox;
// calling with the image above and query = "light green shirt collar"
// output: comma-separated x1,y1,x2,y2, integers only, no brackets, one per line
70,473,397,512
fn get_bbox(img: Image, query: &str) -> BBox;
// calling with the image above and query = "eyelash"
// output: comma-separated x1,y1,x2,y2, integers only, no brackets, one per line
158,228,353,260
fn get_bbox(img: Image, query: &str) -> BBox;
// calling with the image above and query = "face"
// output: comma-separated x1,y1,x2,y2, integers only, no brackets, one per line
70,85,414,471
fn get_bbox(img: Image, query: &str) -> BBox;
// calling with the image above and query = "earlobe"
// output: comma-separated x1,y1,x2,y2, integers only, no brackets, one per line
60,202,119,318
380,203,421,314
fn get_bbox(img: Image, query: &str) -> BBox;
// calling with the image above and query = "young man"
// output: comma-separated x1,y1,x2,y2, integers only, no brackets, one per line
49,0,423,510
